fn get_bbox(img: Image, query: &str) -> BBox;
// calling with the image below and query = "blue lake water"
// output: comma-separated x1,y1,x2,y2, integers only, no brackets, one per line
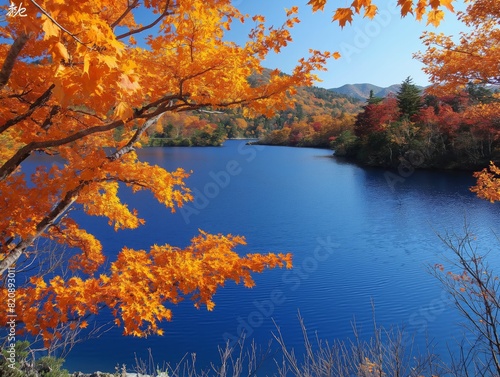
49,140,500,372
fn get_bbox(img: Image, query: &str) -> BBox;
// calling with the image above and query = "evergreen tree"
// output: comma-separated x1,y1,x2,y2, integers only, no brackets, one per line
466,82,496,105
397,77,422,118
367,89,383,105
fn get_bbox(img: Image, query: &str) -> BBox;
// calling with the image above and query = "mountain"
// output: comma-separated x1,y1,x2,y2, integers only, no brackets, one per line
329,83,424,101
374,84,402,98
328,84,385,100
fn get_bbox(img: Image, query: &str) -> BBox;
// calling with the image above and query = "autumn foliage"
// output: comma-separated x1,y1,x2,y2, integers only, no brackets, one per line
0,0,480,347
335,82,500,169
0,0,325,343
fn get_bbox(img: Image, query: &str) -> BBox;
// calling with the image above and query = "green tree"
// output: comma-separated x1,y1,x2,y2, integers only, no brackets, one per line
397,77,422,119
367,89,383,105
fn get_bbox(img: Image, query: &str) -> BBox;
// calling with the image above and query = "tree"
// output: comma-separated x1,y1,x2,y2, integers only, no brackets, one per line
354,96,400,137
416,0,500,92
0,0,310,344
367,89,383,105
0,0,464,348
396,77,422,119
416,0,500,189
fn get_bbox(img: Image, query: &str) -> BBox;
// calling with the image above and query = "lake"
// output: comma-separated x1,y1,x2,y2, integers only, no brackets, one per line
61,140,500,373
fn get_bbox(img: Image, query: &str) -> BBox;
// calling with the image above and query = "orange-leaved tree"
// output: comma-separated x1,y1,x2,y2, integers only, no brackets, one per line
0,0,312,344
0,0,458,346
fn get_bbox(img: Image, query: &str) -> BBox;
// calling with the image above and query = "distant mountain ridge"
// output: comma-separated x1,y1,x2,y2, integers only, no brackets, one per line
329,83,424,100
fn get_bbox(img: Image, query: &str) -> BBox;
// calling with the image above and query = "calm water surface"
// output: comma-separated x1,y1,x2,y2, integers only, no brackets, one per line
56,140,500,373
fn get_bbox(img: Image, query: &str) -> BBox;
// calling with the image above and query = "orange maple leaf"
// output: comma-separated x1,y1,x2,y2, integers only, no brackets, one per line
333,8,354,28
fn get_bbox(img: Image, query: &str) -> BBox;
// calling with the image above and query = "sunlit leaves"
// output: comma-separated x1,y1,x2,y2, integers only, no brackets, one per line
333,8,354,28
471,163,500,203
416,0,500,93
1,0,473,348
113,101,134,120
308,0,327,12
398,0,414,16
426,9,445,26
307,0,455,26
41,15,60,39
440,0,455,12
0,232,291,340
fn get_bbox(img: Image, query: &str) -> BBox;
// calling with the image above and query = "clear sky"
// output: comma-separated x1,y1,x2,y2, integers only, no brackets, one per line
0,0,466,89
227,0,467,89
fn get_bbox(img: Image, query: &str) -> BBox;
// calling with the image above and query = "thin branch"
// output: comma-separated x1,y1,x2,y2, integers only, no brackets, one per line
431,42,482,58
29,0,89,47
0,84,55,134
197,109,225,114
116,0,172,40
0,119,124,182
0,32,30,90
41,105,61,131
108,113,163,161
110,0,140,28
68,108,105,122
0,186,80,275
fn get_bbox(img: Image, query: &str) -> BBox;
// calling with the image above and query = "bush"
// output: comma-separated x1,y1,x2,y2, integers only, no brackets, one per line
0,341,69,377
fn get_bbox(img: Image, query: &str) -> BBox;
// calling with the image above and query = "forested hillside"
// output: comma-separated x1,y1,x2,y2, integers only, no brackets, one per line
146,80,362,147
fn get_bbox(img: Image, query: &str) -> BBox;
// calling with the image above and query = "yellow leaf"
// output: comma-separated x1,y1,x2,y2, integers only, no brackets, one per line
397,0,414,16
114,101,133,121
364,4,378,19
439,0,455,12
308,0,327,12
427,9,444,26
97,55,118,69
333,51,341,59
416,0,428,21
51,42,69,62
119,74,141,92
83,54,90,76
42,16,60,39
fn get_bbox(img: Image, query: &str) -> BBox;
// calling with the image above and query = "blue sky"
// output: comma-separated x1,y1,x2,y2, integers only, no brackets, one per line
227,0,467,89
0,0,467,89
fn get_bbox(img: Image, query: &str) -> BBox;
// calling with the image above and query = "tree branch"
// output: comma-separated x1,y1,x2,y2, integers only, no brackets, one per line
0,119,124,182
108,114,163,161
29,0,88,46
116,0,172,40
111,0,140,29
41,105,61,131
0,84,55,134
0,187,80,275
0,32,30,90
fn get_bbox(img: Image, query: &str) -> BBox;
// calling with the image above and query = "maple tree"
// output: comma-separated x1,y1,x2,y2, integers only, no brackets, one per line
0,0,463,347
354,95,400,138
0,0,312,343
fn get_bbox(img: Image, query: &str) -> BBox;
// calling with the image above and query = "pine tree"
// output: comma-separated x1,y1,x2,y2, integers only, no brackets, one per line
367,89,383,105
397,77,422,118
